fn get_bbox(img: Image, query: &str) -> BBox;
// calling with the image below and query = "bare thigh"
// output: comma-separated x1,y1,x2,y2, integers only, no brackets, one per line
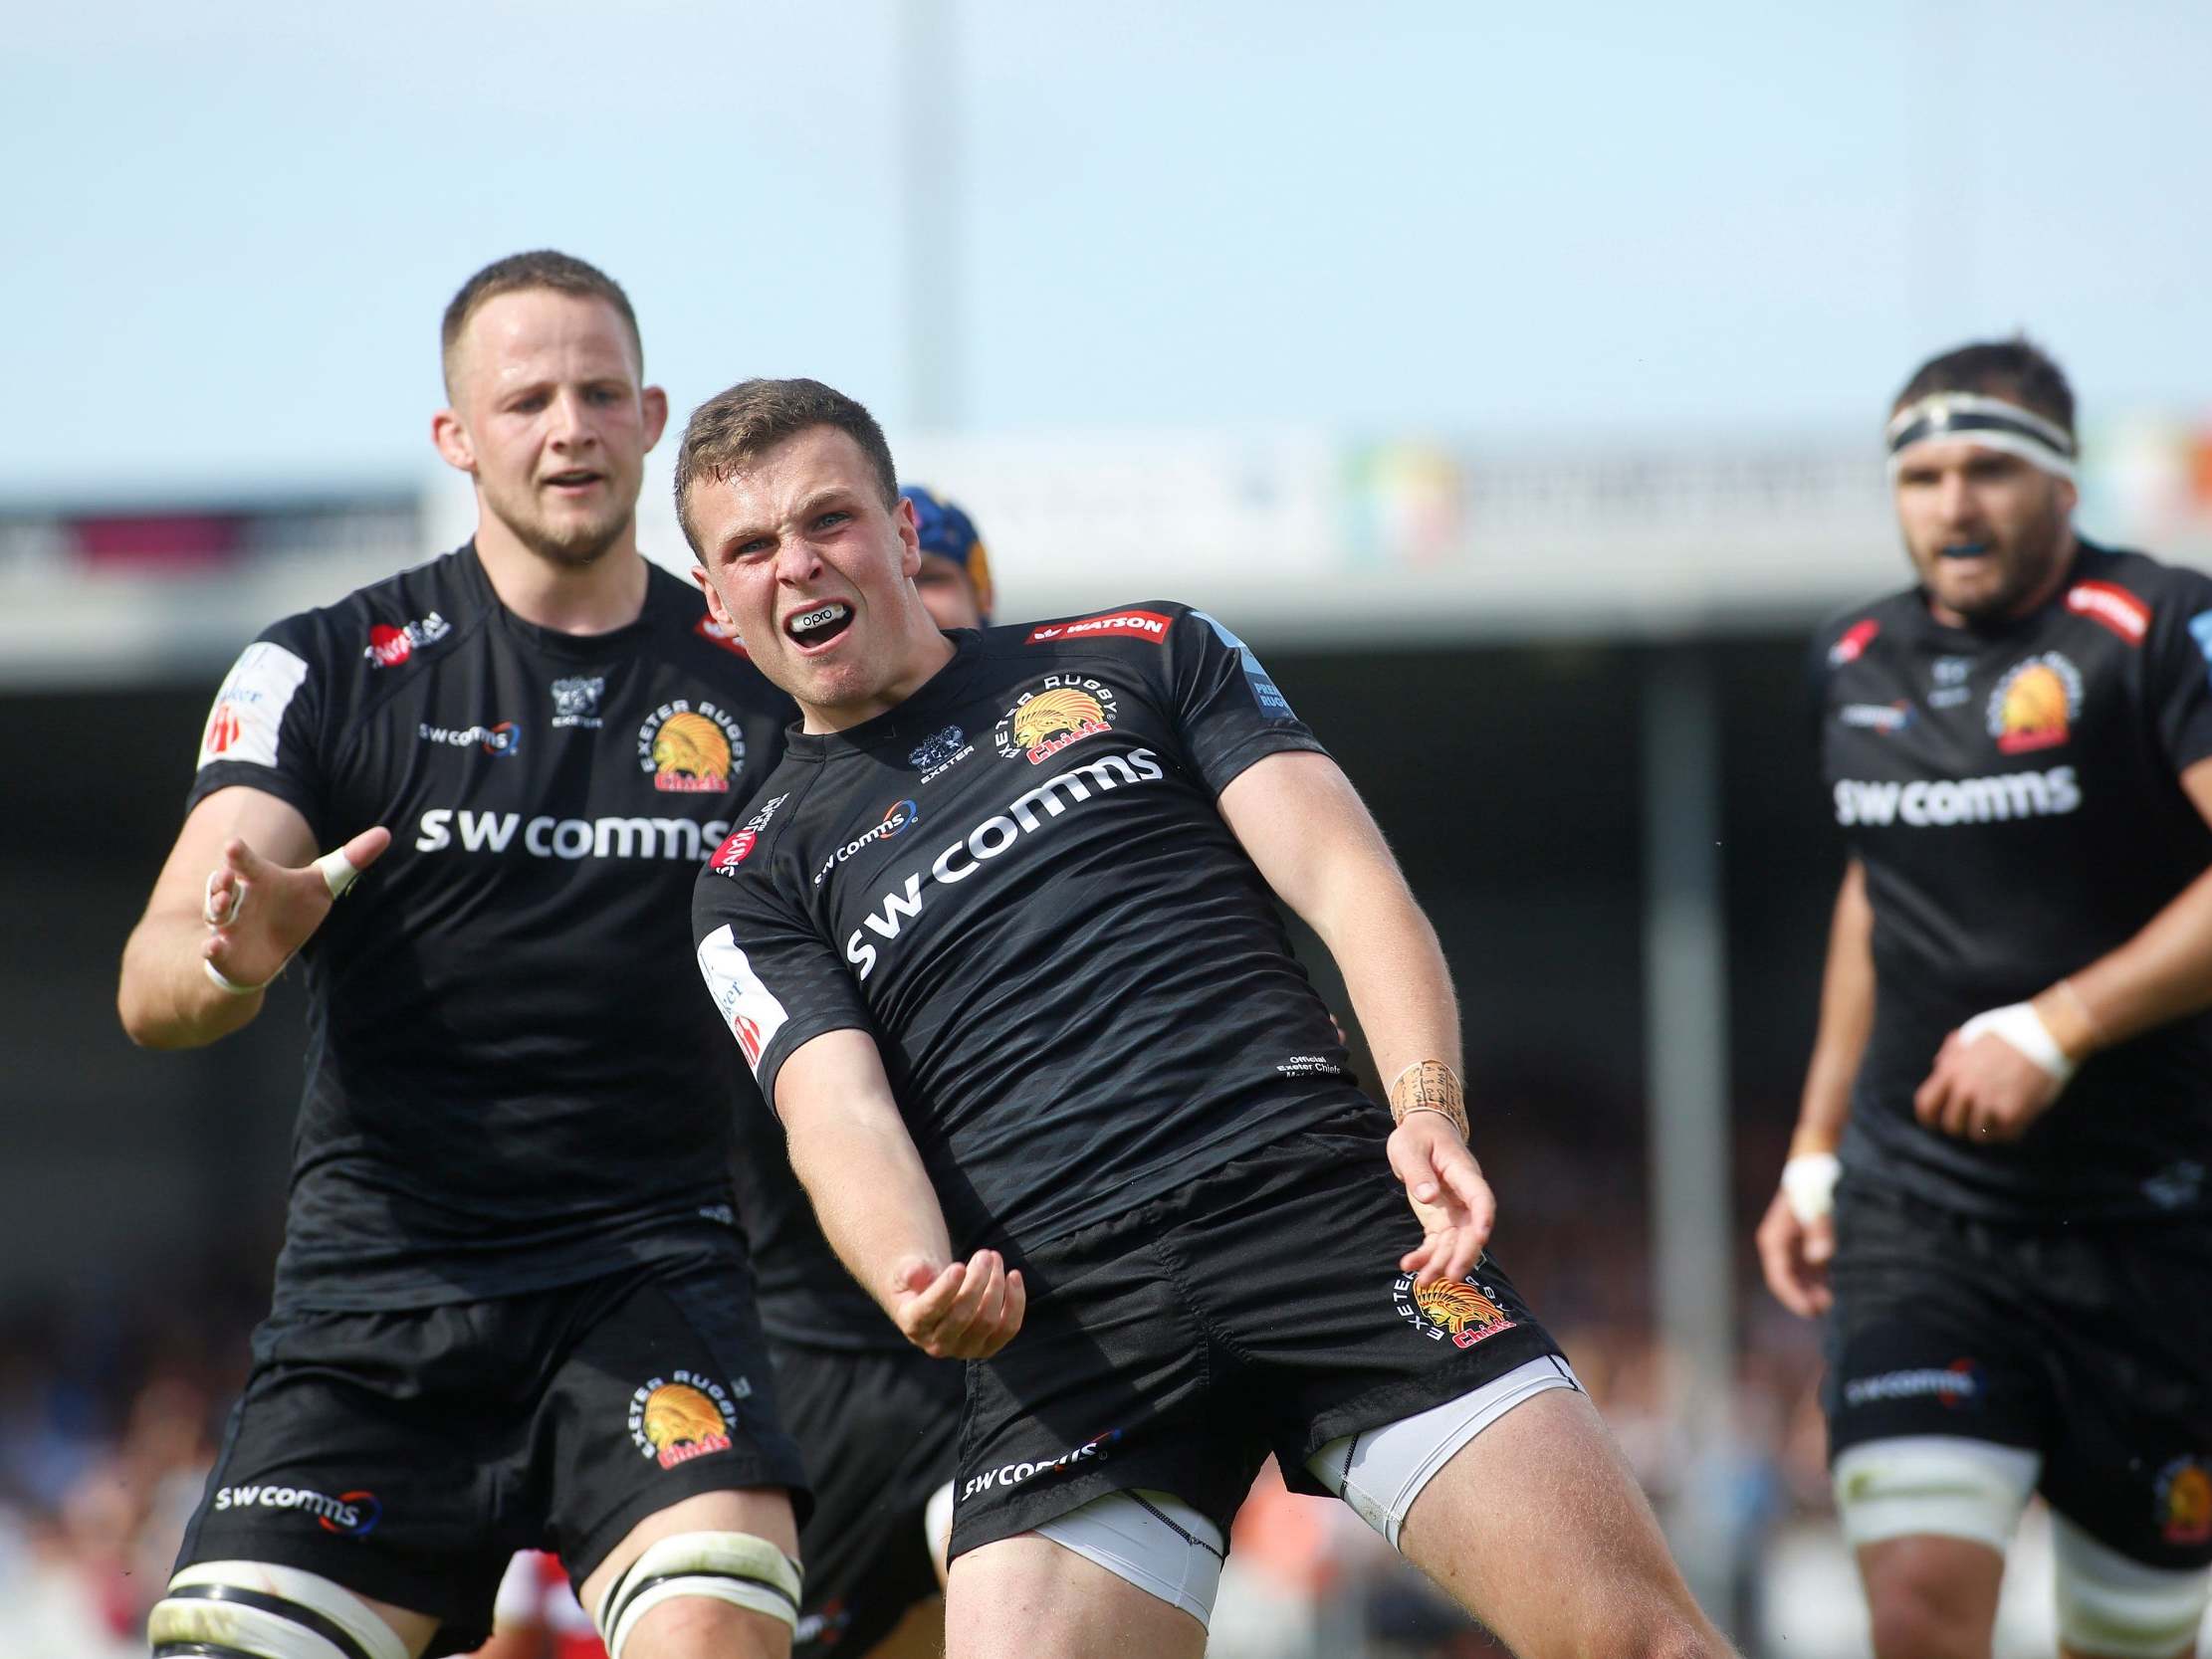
943,1533,1205,1659
1398,1386,1735,1659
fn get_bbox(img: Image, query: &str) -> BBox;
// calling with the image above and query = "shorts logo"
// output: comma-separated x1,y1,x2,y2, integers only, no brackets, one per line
910,726,975,784
2156,1457,2212,1547
363,612,451,670
958,1428,1124,1503
418,720,521,757
628,1372,750,1470
1829,619,1880,667
1841,1360,1983,1409
637,700,747,793
1024,609,1173,646
1986,652,2081,753
212,1483,380,1537
551,676,605,729
995,677,1120,764
709,793,789,877
1393,1270,1517,1349
2066,581,2149,646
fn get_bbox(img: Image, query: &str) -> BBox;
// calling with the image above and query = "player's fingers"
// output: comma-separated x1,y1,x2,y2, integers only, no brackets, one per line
1802,1214,1837,1268
203,868,246,928
898,1261,965,1340
341,825,393,870
223,837,271,883
1912,1067,1948,1126
999,1269,1026,1339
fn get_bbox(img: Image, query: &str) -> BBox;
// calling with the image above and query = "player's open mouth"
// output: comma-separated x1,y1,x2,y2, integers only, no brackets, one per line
1936,541,1990,560
544,470,603,493
785,602,855,649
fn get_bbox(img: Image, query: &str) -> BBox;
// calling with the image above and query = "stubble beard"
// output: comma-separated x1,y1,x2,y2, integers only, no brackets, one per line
1942,500,2072,626
492,489,635,572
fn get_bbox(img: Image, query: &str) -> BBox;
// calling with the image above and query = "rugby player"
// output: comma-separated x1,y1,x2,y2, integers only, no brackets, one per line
726,486,996,1659
675,378,1738,1659
117,253,808,1659
1758,337,2212,1659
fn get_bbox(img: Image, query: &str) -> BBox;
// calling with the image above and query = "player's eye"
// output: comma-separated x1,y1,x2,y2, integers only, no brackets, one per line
813,511,850,531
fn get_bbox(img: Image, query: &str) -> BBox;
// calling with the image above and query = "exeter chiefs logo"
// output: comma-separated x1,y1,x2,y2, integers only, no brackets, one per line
2156,1456,2212,1547
1392,1268,1517,1349
994,676,1120,764
627,1371,750,1469
1987,652,2081,755
636,699,747,793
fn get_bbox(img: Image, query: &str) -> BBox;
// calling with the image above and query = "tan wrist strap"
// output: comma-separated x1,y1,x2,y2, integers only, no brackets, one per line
1388,1060,1468,1141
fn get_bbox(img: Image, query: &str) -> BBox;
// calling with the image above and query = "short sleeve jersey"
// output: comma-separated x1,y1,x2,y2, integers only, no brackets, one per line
692,603,1367,1264
1814,541,2212,1221
187,544,794,1309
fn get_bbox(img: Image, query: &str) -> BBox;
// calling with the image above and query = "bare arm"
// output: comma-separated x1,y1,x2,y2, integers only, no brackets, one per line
116,786,389,1049
1916,757,2212,1140
774,1028,1023,1358
1757,860,1872,1318
1217,750,1491,1283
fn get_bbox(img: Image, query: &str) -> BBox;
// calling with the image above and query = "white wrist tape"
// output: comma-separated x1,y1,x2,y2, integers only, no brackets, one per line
1958,1002,2076,1085
1780,1152,1842,1225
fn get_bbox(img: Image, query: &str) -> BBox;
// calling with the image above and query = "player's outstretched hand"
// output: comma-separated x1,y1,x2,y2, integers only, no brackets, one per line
203,825,391,991
1912,1026,2062,1143
890,1249,1025,1360
1754,1187,1835,1319
1389,1116,1495,1287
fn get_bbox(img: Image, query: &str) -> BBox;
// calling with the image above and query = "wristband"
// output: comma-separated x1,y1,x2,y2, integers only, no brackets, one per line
202,957,271,997
1388,1060,1469,1141
1780,1151,1842,1225
1957,1002,2076,1085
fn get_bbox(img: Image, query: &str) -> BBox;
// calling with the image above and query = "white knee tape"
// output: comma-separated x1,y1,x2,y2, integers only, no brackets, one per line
1831,1435,2040,1554
1306,1353,1581,1552
149,1559,409,1659
1033,1489,1224,1627
2052,1510,2212,1659
594,1532,803,1657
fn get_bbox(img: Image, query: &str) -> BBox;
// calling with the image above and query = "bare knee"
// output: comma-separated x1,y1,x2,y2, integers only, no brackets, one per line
1864,1562,1995,1659
623,1593,791,1659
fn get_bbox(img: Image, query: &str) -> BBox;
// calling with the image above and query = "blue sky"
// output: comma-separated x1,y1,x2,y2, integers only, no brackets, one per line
5,1,2207,501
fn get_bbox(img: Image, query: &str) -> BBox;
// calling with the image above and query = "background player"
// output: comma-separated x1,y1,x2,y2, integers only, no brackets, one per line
900,485,994,633
1757,338,2212,1659
117,253,807,1659
675,377,1737,1659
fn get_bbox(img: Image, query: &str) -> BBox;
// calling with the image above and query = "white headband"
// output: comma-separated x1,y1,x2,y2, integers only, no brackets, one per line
1885,391,2077,483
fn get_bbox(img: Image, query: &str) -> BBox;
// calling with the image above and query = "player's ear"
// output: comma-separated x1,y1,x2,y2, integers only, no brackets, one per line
432,407,476,475
640,384,670,452
2054,475,2080,519
896,495,922,577
694,564,739,630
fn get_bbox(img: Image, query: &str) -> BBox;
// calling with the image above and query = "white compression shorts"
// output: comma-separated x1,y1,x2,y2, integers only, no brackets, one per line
1031,1352,1579,1624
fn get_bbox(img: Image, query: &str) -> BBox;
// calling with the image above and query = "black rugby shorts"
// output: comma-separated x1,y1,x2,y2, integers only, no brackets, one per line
173,1247,809,1657
771,1339,963,1656
947,1111,1563,1560
1826,1181,2212,1569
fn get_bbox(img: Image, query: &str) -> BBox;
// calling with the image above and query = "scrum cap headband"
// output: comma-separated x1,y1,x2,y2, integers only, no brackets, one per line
1885,391,2076,482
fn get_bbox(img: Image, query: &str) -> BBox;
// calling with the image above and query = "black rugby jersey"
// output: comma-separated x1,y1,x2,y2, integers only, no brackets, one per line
1815,541,2212,1221
187,544,793,1309
692,603,1366,1263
